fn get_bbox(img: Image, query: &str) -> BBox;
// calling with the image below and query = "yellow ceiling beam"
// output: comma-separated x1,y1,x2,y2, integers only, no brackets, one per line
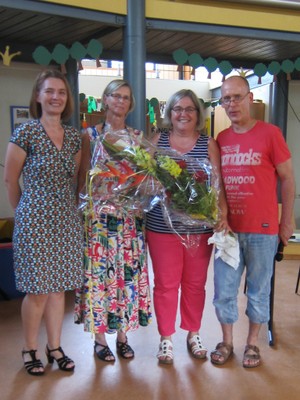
146,1,300,33
38,0,300,33
37,0,127,14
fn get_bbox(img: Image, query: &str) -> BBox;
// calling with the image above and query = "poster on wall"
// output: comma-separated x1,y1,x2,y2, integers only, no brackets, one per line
10,106,30,134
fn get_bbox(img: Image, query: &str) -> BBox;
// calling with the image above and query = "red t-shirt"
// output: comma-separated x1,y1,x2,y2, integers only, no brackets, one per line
217,120,291,234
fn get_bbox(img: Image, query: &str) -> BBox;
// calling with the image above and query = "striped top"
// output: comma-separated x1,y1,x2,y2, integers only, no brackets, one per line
146,132,214,235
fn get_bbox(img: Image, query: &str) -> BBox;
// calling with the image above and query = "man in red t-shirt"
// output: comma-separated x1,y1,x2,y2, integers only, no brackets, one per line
211,76,295,368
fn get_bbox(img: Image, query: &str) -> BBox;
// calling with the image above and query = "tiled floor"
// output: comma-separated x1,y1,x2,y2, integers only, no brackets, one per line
0,257,299,400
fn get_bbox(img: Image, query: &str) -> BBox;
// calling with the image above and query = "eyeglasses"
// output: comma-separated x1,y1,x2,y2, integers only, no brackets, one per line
220,92,250,106
171,106,197,114
109,93,131,102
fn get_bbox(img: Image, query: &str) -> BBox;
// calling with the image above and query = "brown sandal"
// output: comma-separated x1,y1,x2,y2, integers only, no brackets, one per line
243,344,261,368
210,342,233,365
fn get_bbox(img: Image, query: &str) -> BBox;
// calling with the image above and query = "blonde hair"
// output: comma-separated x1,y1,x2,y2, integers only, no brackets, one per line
102,79,135,113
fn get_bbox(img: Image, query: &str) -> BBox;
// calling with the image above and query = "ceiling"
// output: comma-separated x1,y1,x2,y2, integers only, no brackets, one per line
1,2,300,71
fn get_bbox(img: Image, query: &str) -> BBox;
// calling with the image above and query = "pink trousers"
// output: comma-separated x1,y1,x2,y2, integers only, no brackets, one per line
146,230,213,336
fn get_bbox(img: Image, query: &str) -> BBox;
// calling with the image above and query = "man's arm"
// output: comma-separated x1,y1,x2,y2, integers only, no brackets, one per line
277,158,295,245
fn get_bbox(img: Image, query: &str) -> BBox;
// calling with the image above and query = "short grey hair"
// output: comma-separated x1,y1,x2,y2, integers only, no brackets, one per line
163,89,205,132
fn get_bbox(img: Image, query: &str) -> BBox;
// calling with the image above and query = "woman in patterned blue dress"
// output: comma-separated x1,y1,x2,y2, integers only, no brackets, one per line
4,69,83,376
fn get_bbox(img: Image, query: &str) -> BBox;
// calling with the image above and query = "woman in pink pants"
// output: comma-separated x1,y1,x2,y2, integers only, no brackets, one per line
146,89,229,364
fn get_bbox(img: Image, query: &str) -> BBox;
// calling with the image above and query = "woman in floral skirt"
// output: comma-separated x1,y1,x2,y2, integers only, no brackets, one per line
74,79,151,362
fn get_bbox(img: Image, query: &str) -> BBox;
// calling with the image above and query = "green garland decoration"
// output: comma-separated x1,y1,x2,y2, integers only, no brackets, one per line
172,48,300,82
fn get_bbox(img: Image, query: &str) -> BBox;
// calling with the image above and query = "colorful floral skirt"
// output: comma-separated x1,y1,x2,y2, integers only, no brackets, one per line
74,209,152,333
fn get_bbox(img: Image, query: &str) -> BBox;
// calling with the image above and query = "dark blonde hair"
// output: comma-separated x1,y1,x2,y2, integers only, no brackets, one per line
102,79,135,113
29,69,74,121
163,89,205,132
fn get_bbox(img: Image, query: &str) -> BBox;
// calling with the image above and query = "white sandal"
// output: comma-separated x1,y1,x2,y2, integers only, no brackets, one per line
187,335,207,359
157,339,173,364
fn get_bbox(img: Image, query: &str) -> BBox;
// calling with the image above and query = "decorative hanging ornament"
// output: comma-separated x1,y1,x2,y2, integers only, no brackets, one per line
294,57,300,71
203,57,218,79
218,60,233,82
87,96,97,113
172,49,188,66
87,39,103,68
32,46,52,66
281,59,294,80
235,67,252,78
0,45,21,66
52,44,69,74
253,63,267,84
70,42,87,71
188,53,203,68
268,61,281,82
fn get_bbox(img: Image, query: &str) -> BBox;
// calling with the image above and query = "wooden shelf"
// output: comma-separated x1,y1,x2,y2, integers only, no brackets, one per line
284,241,300,260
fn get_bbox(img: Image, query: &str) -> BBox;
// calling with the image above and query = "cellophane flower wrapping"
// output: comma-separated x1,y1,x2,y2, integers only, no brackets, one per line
80,127,220,246
79,127,163,217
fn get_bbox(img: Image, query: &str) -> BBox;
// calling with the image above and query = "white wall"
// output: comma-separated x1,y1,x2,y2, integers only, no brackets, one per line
78,74,210,102
287,81,300,228
0,62,44,218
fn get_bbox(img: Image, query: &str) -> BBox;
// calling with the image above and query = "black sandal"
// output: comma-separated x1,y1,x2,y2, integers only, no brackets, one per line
116,338,134,359
22,349,45,376
94,341,115,362
46,345,75,371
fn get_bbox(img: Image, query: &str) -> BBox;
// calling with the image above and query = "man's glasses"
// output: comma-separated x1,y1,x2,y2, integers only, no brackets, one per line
109,93,130,102
220,92,250,106
171,106,197,114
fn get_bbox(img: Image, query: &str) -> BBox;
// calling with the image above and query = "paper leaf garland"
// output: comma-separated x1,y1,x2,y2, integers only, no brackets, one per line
172,48,300,82
281,59,294,80
268,61,281,81
219,60,233,81
87,39,103,67
52,44,69,74
32,40,104,72
188,53,203,76
188,53,203,69
203,57,218,79
70,42,87,70
253,63,268,84
172,49,188,65
32,46,52,66
294,57,300,71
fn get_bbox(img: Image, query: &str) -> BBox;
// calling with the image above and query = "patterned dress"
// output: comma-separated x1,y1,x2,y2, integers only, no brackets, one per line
10,120,83,294
74,126,152,334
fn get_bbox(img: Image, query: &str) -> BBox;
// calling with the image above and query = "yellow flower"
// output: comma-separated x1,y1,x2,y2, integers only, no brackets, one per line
156,155,182,178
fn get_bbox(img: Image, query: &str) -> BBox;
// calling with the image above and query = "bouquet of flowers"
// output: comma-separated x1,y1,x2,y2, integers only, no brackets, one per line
81,127,219,230
81,128,162,216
